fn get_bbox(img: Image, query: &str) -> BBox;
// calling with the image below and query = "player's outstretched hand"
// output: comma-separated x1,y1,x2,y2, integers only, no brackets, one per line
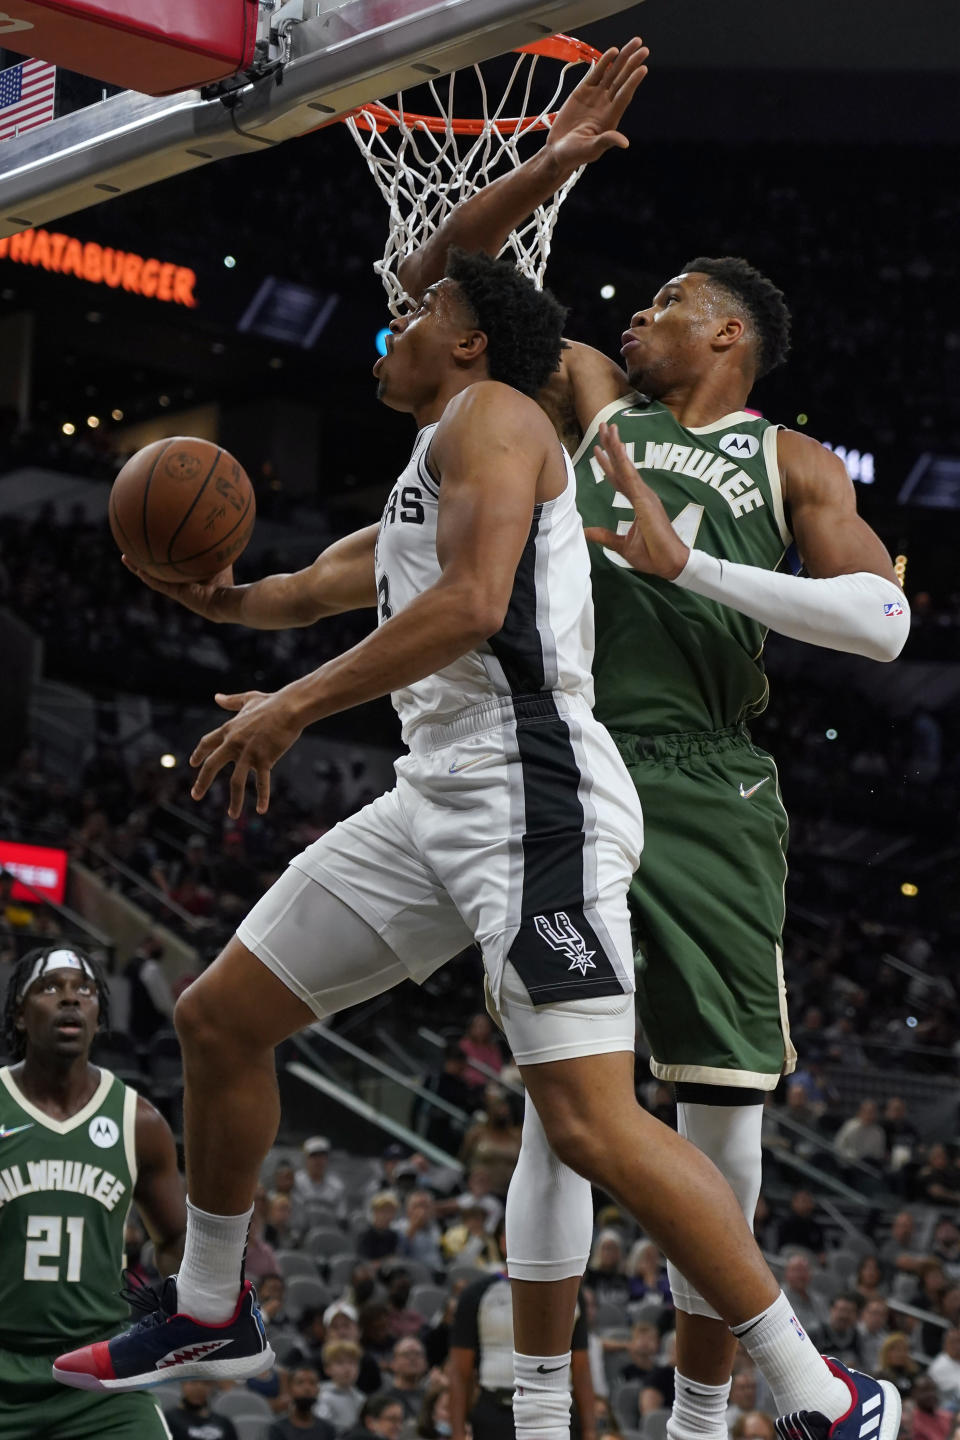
122,554,235,620
189,688,304,818
585,421,690,580
546,38,649,170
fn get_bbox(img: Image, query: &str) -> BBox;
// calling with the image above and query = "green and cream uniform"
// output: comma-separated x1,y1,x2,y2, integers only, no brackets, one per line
574,395,796,1088
0,1066,171,1439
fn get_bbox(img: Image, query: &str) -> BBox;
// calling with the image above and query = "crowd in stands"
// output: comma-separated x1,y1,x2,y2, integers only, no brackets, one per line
127,1077,960,1440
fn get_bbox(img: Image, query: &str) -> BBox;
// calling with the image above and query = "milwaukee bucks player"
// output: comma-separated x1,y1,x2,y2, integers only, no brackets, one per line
1,943,186,1439
397,45,909,1440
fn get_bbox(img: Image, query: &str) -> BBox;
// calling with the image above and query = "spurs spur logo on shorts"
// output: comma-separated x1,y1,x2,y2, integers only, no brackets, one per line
533,912,596,976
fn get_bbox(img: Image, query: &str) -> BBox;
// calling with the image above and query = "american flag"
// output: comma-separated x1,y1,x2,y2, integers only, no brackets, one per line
0,57,57,143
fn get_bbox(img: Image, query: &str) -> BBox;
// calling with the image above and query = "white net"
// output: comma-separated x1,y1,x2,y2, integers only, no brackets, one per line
344,41,595,314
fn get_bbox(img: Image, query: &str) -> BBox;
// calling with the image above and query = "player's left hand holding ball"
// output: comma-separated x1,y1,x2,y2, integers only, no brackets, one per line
189,689,304,818
585,421,690,580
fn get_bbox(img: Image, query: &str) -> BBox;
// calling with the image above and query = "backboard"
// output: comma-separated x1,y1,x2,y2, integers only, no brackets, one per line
0,0,644,238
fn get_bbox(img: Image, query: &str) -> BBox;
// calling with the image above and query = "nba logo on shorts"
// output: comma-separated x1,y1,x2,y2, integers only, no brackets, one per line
89,1115,119,1148
884,601,904,617
789,1314,806,1342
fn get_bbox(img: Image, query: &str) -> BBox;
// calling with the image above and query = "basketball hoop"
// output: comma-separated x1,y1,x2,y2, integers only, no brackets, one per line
340,35,601,313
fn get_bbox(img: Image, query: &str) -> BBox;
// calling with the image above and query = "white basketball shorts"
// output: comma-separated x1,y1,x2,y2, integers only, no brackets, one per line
237,692,643,1065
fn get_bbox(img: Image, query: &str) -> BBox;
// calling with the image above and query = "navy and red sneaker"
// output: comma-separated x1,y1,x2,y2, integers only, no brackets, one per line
53,1275,275,1392
775,1357,901,1440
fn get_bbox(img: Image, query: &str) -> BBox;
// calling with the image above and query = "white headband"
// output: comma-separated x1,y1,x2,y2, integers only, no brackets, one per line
18,949,96,1001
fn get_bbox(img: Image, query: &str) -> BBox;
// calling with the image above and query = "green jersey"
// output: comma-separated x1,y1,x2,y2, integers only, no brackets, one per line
574,395,791,737
0,1066,137,1355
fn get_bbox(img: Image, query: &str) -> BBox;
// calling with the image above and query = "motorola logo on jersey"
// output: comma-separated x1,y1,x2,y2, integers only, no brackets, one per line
719,433,760,459
88,1116,119,1149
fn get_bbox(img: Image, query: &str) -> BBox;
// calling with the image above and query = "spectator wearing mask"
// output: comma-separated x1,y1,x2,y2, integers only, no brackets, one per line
414,1378,454,1440
360,1302,399,1368
164,1379,239,1440
267,1367,337,1440
382,1266,428,1340
315,1341,365,1434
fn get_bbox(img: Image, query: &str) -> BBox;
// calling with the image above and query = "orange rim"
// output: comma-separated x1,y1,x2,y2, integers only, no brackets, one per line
342,33,600,135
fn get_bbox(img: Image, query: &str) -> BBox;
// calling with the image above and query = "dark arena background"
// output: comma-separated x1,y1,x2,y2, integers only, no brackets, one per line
0,1,958,1436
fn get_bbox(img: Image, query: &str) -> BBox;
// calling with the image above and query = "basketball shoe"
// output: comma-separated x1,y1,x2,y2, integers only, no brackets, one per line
53,1274,274,1391
775,1357,901,1440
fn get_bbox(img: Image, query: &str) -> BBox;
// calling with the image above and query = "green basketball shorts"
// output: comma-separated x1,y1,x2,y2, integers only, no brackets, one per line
612,723,796,1090
0,1349,173,1440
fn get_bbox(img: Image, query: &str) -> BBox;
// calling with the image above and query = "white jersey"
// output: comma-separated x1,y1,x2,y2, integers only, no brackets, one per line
375,422,596,742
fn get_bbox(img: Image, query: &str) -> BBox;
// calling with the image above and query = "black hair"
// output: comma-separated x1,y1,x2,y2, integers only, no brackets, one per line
3,943,110,1061
445,248,567,398
362,1392,406,1424
682,255,791,379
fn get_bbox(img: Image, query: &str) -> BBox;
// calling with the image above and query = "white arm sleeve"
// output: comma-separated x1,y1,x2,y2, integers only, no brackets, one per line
674,550,910,662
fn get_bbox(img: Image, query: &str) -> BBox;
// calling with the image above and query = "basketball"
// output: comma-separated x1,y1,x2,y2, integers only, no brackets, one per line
109,437,255,582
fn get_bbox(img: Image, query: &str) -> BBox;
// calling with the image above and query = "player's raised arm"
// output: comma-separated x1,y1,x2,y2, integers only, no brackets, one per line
396,39,649,302
123,522,379,628
589,421,910,662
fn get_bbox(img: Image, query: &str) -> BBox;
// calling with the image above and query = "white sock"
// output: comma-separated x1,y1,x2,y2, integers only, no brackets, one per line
176,1196,252,1324
667,1372,731,1440
731,1292,850,1421
514,1351,572,1440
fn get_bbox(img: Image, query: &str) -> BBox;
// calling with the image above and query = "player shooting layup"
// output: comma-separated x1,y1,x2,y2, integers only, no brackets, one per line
56,246,898,1440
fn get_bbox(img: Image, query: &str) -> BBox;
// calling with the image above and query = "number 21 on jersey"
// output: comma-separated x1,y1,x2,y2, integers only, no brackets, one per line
24,1214,84,1282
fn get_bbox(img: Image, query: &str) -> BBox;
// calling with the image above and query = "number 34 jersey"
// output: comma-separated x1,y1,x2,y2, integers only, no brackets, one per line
375,422,596,744
573,396,792,738
0,1066,137,1355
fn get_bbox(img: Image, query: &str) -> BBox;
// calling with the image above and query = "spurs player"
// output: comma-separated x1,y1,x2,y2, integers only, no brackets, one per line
57,249,896,1440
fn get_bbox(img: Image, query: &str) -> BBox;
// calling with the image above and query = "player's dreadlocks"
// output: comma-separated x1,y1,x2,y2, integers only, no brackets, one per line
683,255,792,379
445,248,567,399
2,943,110,1061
